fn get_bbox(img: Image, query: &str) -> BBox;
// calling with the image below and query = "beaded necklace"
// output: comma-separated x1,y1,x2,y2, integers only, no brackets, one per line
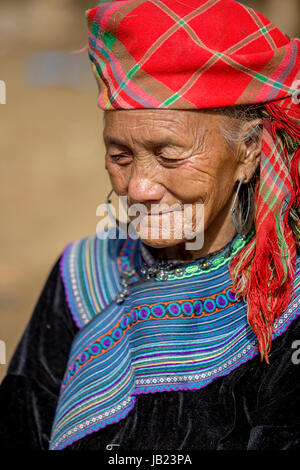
116,230,251,304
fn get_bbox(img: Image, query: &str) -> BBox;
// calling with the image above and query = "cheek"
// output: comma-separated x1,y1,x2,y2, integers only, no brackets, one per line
171,153,237,208
201,160,238,217
214,160,237,198
166,163,215,203
105,159,129,193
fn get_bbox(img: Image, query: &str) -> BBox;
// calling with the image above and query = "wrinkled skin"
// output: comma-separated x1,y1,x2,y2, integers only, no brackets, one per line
103,109,262,261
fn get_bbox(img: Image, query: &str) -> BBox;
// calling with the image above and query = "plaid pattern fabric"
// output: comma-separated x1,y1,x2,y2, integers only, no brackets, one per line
229,105,300,361
84,0,300,361
85,0,300,110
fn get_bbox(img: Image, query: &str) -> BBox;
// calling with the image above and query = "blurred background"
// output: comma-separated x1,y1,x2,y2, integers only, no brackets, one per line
0,0,299,380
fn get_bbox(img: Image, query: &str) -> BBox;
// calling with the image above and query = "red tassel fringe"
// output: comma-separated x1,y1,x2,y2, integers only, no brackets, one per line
265,102,300,206
230,101,300,363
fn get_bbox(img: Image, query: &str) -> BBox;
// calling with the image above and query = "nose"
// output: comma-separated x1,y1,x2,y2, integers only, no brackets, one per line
127,160,165,205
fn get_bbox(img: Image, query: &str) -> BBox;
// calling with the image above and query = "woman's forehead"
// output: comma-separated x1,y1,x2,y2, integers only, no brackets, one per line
103,109,225,148
103,108,225,130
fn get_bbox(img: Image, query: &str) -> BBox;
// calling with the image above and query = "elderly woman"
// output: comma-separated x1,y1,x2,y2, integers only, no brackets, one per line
0,0,300,451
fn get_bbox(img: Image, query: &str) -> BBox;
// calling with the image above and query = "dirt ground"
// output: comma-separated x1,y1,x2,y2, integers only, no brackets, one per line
0,0,299,381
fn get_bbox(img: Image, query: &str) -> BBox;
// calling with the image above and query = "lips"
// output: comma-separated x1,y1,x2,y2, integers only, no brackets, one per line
128,202,182,216
146,210,179,215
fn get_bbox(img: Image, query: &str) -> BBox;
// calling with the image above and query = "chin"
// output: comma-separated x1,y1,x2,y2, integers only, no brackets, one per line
139,236,184,249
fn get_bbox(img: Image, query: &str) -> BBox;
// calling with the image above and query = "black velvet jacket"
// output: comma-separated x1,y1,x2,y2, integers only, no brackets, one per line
1,257,300,450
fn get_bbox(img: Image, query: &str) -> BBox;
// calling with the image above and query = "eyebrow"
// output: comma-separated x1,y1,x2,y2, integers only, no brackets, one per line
103,136,129,148
103,135,185,149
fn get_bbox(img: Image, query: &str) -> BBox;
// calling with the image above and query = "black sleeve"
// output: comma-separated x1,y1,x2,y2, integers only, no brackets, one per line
0,256,79,450
244,315,300,450
215,315,300,451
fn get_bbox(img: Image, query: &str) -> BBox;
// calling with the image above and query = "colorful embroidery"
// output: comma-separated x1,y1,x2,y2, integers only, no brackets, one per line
60,227,253,328
62,285,239,389
49,229,300,450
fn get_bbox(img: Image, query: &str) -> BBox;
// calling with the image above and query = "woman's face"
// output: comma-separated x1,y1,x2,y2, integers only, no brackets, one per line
103,109,249,250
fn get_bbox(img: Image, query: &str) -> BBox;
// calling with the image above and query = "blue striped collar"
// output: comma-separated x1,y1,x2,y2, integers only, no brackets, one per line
49,230,300,450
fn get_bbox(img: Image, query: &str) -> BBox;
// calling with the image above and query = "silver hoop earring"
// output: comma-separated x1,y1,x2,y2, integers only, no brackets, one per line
230,176,254,235
105,188,114,205
105,189,129,232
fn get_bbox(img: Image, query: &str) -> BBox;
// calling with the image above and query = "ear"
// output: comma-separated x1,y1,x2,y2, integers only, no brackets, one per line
235,118,263,183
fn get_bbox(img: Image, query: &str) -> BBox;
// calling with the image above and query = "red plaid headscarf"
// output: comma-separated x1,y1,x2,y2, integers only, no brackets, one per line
85,0,300,362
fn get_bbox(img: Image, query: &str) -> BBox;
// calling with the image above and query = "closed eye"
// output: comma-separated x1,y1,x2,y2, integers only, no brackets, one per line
157,154,183,164
110,154,126,159
108,154,132,163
